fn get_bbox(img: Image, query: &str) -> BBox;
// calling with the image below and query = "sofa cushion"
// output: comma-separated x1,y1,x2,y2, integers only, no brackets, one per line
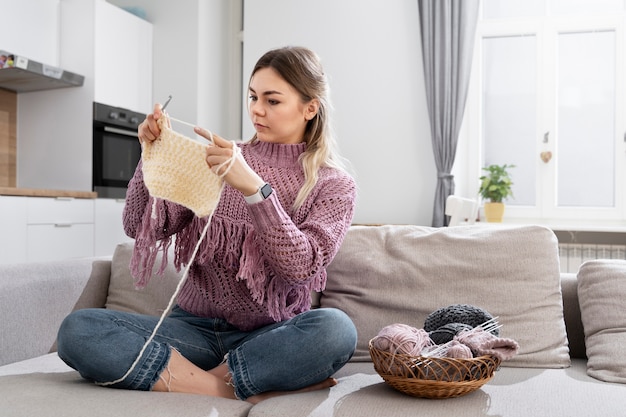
322,224,570,368
0,258,109,367
0,371,252,417
577,259,626,383
105,242,182,316
248,359,626,417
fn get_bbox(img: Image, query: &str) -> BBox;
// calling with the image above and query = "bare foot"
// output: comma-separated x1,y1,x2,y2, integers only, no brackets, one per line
152,350,236,399
152,348,337,404
246,378,338,404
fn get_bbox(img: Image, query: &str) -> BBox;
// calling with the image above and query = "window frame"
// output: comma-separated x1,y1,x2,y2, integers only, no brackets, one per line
463,8,626,225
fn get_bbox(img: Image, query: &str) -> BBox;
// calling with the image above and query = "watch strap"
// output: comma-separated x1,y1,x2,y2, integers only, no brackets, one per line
244,183,273,204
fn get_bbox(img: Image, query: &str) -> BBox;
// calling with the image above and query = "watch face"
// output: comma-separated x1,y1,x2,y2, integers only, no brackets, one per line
260,183,273,199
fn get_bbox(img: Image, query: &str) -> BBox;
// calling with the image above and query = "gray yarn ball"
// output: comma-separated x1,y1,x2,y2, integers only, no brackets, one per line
424,304,499,344
429,322,473,344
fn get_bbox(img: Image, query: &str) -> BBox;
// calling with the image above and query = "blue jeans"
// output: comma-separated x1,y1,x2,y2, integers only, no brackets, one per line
57,306,357,400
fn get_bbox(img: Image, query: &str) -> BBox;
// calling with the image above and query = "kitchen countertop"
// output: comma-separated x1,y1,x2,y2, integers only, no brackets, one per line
0,187,97,199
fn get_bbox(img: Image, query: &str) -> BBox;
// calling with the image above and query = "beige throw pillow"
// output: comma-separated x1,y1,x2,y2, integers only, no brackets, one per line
577,259,626,383
105,242,182,316
322,224,571,368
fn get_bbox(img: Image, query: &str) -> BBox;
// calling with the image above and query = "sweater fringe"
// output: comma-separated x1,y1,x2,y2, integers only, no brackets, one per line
130,198,315,322
237,230,319,321
130,197,172,289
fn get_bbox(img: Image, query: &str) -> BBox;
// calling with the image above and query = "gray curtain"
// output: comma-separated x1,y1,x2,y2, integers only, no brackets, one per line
418,0,479,227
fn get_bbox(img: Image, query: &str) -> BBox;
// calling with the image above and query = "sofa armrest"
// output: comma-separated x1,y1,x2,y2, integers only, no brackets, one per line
0,257,111,366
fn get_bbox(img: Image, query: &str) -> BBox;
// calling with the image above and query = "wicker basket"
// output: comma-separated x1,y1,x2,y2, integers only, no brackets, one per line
369,339,501,399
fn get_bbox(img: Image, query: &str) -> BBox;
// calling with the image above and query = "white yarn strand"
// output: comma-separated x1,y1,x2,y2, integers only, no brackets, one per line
167,115,197,129
97,133,238,387
167,116,215,145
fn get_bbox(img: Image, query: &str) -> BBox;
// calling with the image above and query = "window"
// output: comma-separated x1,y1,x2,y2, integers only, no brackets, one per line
464,0,626,224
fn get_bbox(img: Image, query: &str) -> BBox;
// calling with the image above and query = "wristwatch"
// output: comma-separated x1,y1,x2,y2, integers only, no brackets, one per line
244,183,273,204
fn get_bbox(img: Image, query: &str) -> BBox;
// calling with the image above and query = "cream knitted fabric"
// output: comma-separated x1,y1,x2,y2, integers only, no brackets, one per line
141,117,222,217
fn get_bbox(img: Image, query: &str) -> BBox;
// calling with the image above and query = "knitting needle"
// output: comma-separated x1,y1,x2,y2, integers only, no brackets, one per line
161,95,173,111
159,95,214,145
160,94,197,129
167,116,214,146
158,94,192,127
160,95,195,128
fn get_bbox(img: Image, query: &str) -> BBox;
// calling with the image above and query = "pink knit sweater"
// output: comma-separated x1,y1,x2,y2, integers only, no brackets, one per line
123,140,356,331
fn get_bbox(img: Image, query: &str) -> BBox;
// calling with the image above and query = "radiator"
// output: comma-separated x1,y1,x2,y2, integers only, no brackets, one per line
559,243,626,273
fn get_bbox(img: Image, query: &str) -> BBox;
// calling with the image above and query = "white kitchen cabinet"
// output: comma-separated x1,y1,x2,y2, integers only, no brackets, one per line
0,0,60,67
0,196,135,264
94,198,134,256
27,223,94,263
94,0,153,113
27,197,94,224
0,196,28,264
25,197,95,263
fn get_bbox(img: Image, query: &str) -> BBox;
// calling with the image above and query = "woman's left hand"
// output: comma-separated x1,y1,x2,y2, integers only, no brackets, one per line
195,126,265,197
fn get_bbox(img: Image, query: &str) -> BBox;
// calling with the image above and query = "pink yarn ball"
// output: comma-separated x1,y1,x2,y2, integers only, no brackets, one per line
446,341,473,359
372,323,433,356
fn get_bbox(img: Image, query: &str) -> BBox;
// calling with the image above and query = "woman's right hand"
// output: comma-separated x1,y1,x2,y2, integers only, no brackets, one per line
138,103,169,144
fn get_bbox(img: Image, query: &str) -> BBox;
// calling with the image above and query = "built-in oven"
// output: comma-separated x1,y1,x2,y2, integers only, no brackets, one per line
92,102,144,198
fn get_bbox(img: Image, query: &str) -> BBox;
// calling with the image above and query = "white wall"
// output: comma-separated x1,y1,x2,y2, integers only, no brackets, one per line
243,0,435,225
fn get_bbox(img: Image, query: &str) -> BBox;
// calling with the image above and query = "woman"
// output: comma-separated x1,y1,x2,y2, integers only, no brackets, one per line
57,46,357,403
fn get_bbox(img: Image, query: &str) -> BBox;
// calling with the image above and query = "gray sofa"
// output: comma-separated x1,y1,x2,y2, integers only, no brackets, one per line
1,224,626,417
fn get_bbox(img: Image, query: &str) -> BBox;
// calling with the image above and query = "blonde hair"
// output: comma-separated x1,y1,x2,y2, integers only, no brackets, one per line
247,46,347,209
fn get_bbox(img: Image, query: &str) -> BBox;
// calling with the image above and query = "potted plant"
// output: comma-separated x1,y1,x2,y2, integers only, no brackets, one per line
478,164,514,222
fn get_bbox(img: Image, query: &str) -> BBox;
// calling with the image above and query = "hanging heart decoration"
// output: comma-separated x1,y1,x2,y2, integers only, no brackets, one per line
540,151,552,163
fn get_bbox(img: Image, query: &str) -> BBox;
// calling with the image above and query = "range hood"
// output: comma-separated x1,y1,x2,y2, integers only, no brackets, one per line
0,50,84,93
